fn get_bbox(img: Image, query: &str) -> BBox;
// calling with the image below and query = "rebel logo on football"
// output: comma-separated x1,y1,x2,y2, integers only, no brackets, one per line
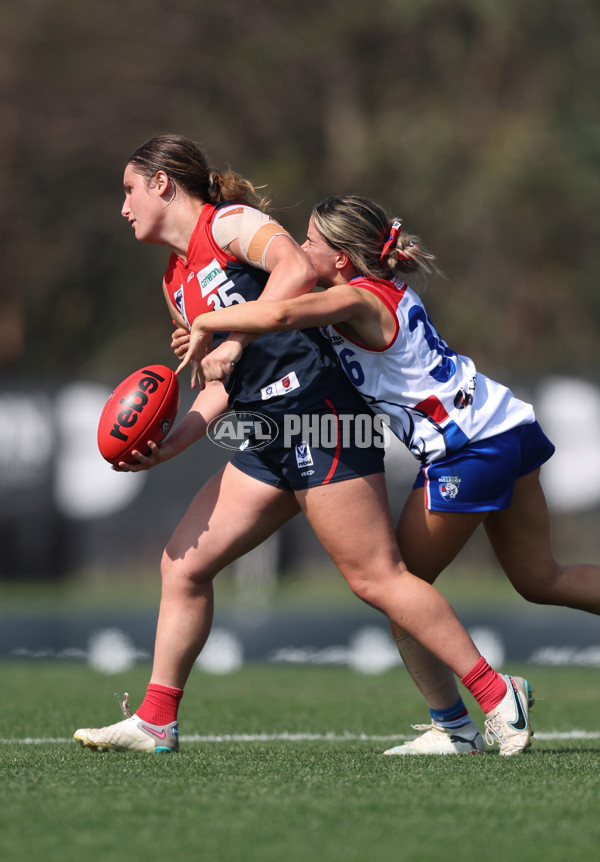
109,368,166,443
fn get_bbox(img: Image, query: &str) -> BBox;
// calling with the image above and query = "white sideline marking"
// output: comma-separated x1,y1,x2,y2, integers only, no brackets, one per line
2,730,600,746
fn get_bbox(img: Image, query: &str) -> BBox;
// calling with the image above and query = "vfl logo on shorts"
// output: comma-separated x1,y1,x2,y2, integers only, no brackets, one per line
295,441,314,469
439,475,461,501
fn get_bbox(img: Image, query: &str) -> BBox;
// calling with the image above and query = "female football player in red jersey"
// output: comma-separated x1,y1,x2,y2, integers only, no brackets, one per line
173,193,600,756
74,138,532,756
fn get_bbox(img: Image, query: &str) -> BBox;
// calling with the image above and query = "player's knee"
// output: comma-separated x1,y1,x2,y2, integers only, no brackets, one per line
161,546,216,587
513,565,564,605
160,548,193,585
513,581,541,603
346,575,387,611
344,557,408,610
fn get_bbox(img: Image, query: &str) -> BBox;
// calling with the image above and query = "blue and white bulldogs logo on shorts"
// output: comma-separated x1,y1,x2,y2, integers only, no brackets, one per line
439,475,461,501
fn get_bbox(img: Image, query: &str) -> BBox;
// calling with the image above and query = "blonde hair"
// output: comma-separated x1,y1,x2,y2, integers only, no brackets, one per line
127,134,269,210
312,195,443,290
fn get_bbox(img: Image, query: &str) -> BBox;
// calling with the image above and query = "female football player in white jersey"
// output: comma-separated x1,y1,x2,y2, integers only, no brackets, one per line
74,141,529,756
178,193,600,756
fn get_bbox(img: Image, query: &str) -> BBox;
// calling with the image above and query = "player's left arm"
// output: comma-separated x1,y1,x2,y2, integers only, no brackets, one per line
229,230,317,301
200,214,317,382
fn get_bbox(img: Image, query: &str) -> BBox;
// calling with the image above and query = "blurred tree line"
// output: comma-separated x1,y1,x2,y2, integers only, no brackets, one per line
2,0,599,382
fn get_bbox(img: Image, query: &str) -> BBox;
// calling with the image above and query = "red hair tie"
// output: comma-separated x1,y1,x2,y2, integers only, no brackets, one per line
379,221,403,262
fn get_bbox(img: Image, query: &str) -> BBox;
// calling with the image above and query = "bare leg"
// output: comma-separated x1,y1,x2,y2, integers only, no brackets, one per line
391,487,486,708
485,469,600,611
296,475,482,679
73,464,300,752
150,463,300,689
297,476,526,755
392,468,600,717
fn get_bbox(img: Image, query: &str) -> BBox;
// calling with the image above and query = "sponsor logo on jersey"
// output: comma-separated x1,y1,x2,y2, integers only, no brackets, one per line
324,328,345,346
295,441,314,469
196,258,228,296
261,371,300,400
439,475,461,501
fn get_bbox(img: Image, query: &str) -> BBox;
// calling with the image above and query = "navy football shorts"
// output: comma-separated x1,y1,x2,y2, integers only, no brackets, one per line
230,400,385,491
413,420,555,512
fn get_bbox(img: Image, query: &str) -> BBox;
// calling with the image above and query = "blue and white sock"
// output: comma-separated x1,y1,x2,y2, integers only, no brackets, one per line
429,697,471,729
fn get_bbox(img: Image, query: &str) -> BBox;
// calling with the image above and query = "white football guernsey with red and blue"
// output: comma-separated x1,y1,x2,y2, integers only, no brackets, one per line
325,277,535,464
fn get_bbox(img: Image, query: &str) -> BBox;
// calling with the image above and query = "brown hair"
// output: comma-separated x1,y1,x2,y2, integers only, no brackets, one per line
127,134,268,209
312,195,443,290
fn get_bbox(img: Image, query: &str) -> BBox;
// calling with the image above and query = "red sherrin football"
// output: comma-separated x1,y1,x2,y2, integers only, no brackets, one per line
97,365,180,465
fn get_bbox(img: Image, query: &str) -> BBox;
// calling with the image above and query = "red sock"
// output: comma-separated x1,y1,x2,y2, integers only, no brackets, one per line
136,683,184,725
460,657,507,714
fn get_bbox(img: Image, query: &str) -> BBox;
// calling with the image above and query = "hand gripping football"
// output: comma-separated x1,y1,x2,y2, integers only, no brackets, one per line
97,365,180,465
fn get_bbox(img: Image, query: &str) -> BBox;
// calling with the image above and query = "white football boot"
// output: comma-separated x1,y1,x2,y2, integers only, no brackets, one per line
383,720,484,755
73,692,178,753
484,675,534,756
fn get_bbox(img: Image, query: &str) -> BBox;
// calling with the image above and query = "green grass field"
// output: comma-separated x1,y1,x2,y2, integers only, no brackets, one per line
1,662,600,862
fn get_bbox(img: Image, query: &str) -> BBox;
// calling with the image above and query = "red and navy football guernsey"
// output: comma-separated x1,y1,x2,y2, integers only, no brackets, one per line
164,204,368,420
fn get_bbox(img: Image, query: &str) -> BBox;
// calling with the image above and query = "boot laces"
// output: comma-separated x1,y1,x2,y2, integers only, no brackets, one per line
114,692,132,718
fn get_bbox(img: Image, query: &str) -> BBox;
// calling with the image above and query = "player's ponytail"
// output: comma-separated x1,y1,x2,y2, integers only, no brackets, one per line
312,195,443,291
207,168,270,210
382,226,442,290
